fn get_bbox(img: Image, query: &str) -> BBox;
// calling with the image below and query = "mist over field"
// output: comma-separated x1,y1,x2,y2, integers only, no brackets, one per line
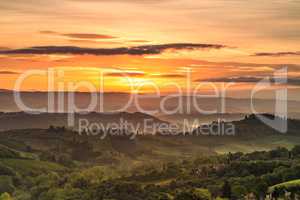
1,91,300,116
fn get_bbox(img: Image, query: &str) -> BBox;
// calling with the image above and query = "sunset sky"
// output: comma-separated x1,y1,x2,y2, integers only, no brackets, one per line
0,0,300,99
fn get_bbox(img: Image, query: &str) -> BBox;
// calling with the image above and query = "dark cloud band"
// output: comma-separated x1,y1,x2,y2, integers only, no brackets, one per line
0,43,227,56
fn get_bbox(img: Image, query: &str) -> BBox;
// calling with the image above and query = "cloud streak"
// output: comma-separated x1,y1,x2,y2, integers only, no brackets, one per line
151,74,186,78
253,51,300,57
63,33,117,39
40,30,117,40
0,43,227,56
0,71,20,75
196,76,300,85
105,72,145,78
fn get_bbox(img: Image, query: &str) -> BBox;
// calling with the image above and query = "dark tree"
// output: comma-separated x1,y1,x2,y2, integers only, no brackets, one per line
291,145,300,157
221,181,232,199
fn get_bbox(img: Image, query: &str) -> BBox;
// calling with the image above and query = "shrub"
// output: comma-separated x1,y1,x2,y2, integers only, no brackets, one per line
174,188,211,200
0,193,13,200
0,176,15,194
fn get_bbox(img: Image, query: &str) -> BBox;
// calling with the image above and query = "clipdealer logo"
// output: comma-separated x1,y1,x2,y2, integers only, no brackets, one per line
12,67,289,134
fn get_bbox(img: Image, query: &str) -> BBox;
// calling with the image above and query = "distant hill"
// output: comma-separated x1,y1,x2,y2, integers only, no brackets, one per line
0,112,167,132
1,91,300,118
157,113,246,128
192,114,300,137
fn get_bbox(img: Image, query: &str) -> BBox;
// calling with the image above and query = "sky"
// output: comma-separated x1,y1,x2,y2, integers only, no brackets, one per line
0,0,300,99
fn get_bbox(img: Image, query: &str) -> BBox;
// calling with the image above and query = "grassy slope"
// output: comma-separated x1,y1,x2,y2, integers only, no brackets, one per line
269,179,300,192
0,159,66,176
0,141,66,176
0,128,300,173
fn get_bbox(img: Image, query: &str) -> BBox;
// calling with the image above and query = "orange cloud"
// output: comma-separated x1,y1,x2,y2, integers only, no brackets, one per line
40,30,118,40
105,72,145,78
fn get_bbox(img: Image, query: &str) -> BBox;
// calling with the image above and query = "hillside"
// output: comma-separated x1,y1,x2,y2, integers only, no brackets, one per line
0,138,300,199
0,114,299,165
0,115,300,199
